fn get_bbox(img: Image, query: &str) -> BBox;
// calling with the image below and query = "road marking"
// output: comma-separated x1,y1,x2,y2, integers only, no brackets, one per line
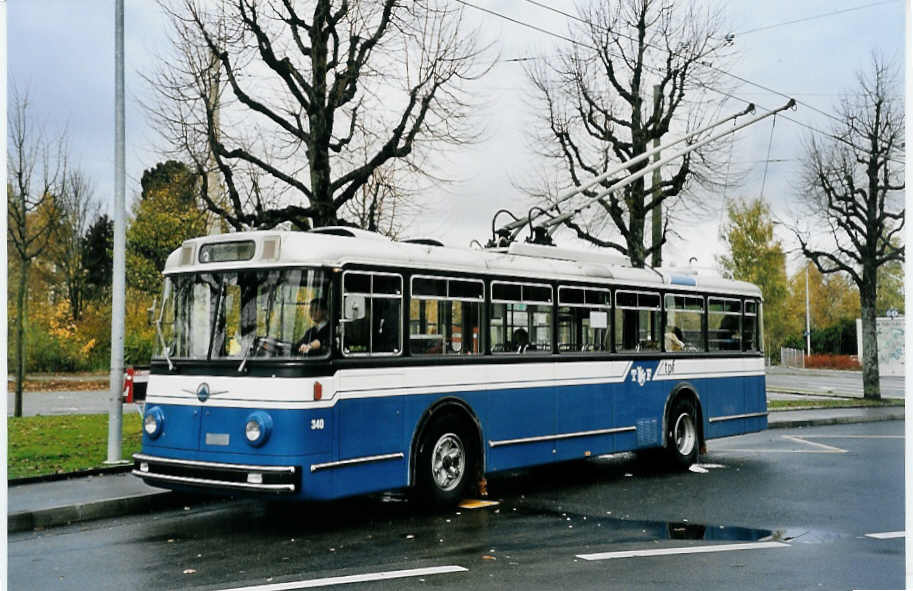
781,435,848,453
714,434,848,454
211,566,468,591
713,448,842,454
577,541,789,560
865,531,905,539
798,435,904,439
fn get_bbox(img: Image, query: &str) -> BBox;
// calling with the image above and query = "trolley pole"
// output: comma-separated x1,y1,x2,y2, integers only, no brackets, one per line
106,0,127,464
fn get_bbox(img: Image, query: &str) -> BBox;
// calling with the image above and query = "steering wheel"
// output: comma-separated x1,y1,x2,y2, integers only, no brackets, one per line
252,336,291,357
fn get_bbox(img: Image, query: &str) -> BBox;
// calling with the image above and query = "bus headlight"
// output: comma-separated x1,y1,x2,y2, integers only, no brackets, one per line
144,406,165,439
244,411,273,447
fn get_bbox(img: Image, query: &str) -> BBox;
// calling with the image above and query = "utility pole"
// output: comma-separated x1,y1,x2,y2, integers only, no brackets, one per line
107,0,127,464
805,265,811,357
650,84,662,268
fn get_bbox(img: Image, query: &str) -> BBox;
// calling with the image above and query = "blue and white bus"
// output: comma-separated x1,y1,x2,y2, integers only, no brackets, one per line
133,228,766,506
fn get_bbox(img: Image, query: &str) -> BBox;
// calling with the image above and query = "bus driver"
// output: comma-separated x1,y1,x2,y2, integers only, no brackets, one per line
297,298,330,355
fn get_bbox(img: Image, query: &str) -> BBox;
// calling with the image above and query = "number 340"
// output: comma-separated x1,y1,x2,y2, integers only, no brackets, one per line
310,418,325,430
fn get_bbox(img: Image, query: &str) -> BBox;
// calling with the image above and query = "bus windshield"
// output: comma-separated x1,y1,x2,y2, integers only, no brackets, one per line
157,268,331,361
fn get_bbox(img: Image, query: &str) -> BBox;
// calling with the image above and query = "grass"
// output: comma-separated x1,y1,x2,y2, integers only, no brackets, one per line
768,398,904,410
7,413,142,479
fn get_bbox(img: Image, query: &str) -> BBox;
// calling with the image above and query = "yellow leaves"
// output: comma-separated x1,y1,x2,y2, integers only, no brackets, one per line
80,338,97,355
49,300,78,341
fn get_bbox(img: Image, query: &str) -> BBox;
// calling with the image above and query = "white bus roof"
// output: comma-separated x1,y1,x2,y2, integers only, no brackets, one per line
163,229,762,298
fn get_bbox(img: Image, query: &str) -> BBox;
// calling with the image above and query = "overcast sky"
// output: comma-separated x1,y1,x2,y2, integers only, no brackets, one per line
7,0,905,274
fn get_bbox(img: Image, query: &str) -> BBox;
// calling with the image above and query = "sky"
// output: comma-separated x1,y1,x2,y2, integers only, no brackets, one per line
6,0,906,275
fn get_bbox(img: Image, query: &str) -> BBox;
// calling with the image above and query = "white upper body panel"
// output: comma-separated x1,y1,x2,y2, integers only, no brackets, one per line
162,229,762,299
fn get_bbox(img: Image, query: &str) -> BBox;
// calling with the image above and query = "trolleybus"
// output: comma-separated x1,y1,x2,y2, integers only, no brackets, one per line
133,227,766,505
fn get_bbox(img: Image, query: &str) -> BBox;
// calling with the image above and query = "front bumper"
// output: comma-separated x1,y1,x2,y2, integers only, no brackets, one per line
132,453,299,495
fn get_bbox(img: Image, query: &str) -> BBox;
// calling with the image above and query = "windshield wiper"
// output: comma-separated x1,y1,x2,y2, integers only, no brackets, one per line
237,337,255,373
155,312,174,371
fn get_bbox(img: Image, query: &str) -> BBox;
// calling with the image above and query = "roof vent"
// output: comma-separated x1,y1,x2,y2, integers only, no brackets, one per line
308,226,389,240
401,238,445,247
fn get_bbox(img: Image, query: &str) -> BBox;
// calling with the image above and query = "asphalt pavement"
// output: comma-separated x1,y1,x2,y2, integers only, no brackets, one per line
7,403,905,535
8,420,905,591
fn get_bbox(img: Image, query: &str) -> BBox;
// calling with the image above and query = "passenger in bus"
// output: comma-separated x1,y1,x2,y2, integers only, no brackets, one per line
665,326,685,352
512,328,529,353
297,297,330,355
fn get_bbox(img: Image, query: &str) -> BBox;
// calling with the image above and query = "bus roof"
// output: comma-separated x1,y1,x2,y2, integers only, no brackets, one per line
164,229,762,298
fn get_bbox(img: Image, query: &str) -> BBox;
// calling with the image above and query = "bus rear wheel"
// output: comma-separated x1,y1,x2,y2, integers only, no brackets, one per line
665,398,699,469
415,415,474,508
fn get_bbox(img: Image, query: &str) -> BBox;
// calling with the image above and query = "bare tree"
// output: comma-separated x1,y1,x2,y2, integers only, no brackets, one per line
793,56,904,400
523,0,735,267
148,0,491,231
50,170,98,322
7,91,65,417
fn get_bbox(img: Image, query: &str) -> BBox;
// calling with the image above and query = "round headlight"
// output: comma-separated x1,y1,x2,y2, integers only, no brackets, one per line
144,406,165,439
243,411,273,447
245,419,262,442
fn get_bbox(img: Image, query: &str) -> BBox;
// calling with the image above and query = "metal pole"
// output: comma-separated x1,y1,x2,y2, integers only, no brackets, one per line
805,265,811,358
107,0,127,464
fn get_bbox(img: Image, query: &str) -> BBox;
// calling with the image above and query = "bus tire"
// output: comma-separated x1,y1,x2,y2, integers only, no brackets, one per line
665,398,699,469
415,415,474,508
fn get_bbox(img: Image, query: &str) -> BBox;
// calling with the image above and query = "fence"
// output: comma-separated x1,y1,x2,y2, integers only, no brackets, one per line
780,347,805,369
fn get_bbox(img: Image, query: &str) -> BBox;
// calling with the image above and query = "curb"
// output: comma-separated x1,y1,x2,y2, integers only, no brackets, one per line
8,491,192,534
768,413,904,430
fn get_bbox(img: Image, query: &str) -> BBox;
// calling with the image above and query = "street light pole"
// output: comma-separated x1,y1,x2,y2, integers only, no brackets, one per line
805,265,811,357
107,0,127,464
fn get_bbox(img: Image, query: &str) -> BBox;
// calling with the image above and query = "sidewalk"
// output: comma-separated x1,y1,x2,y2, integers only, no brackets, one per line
8,471,193,533
8,406,905,535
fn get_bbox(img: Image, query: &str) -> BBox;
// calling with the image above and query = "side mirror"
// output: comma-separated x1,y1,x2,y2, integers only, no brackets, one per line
343,295,367,321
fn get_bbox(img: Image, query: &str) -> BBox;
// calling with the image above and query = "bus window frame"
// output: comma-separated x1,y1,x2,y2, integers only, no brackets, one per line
409,274,484,357
707,296,743,353
340,270,404,358
490,279,554,355
557,285,612,354
614,289,662,353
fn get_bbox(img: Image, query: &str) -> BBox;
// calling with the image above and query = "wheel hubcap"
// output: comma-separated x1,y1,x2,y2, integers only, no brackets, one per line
673,413,696,456
431,433,465,492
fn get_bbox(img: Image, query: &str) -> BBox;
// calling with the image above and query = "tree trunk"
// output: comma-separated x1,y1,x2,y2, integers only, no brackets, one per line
14,261,29,417
859,274,880,400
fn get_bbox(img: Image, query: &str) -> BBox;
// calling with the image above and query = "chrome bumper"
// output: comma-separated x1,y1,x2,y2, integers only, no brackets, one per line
132,453,298,494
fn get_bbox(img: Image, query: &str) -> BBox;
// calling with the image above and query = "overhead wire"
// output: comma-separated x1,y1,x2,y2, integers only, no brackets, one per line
733,0,901,36
454,0,902,164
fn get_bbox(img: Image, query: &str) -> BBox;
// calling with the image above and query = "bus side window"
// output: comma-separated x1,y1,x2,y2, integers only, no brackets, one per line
341,272,402,356
615,291,660,352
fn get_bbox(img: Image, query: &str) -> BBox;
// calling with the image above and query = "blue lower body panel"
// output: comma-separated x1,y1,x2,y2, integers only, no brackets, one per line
136,366,766,501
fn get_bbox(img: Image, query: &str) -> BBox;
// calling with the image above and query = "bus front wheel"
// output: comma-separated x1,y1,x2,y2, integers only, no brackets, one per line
415,415,474,507
665,398,699,469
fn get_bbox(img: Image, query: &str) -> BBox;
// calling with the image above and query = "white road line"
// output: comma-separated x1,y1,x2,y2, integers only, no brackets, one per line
211,566,468,591
865,531,905,539
576,541,789,560
798,435,904,439
781,435,848,453
712,449,845,454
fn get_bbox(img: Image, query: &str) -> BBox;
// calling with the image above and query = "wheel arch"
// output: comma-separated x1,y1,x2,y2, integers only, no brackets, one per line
409,397,484,487
661,382,705,449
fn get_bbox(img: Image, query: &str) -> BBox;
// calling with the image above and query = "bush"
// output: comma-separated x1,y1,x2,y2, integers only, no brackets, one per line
805,354,861,370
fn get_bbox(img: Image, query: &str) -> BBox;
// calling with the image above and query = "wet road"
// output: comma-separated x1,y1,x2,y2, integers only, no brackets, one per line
9,421,904,590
